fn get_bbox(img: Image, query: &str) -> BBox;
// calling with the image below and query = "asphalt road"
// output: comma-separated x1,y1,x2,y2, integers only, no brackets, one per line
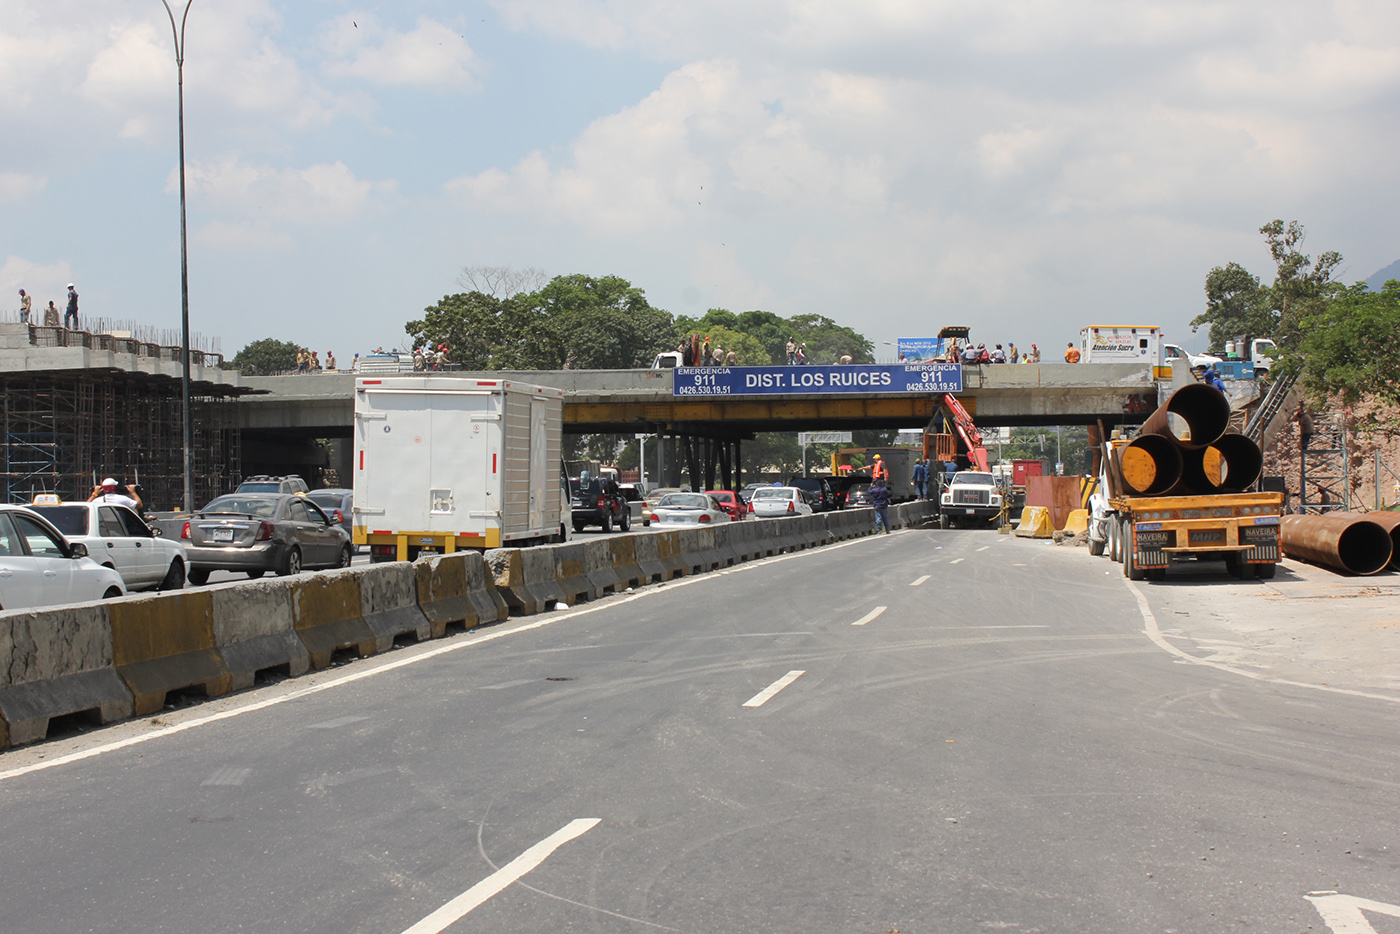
3,528,1400,933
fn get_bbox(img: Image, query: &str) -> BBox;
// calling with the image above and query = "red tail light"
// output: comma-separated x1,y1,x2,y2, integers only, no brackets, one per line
332,509,344,523
699,513,711,522
787,501,795,513
649,513,660,522
255,521,275,541
747,501,755,513
181,521,190,539
596,496,606,507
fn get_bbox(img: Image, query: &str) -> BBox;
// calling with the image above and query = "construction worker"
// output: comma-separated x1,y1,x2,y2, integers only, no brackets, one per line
872,453,889,482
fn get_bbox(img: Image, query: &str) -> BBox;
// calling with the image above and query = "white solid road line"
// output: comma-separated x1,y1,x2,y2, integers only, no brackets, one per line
976,545,990,552
743,670,806,707
910,575,930,586
949,558,964,564
399,819,601,934
852,607,887,627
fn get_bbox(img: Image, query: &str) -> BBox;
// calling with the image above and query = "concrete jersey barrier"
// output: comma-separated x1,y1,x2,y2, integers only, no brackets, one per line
288,572,381,670
109,591,234,716
414,552,508,635
208,577,309,691
0,604,133,749
355,563,433,647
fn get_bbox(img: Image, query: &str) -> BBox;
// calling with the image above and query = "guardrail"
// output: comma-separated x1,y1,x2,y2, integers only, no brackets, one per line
0,502,936,750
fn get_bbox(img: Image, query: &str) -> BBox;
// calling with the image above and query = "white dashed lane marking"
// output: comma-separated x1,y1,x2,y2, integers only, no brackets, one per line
910,575,930,586
852,607,887,627
743,671,807,708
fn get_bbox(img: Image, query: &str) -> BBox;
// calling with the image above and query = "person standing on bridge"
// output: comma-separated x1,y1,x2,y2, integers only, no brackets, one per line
869,476,891,534
786,338,798,365
1064,341,1080,363
64,284,78,330
1007,341,1017,363
18,289,31,324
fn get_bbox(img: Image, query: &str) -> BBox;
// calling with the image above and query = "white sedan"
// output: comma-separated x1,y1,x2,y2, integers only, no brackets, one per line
0,505,126,611
747,487,816,518
648,492,732,525
30,501,188,591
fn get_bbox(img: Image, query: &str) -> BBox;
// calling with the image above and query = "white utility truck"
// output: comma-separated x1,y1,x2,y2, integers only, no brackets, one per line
353,376,568,561
1078,325,1163,365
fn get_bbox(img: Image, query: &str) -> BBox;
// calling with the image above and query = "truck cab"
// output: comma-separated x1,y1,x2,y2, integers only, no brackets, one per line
938,470,1003,529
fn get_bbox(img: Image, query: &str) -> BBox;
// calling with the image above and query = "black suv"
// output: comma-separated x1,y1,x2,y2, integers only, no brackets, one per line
786,476,837,511
570,478,630,533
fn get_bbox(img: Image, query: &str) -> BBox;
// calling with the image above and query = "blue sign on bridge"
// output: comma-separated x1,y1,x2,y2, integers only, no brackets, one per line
673,363,963,397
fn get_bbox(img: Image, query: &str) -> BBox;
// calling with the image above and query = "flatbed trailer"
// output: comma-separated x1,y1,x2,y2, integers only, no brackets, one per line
1103,491,1283,581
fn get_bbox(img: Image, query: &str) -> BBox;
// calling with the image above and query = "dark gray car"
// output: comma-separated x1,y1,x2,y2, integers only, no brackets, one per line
183,493,352,585
306,488,354,547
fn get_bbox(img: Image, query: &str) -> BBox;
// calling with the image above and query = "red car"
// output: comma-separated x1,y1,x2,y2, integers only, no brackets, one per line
706,490,746,521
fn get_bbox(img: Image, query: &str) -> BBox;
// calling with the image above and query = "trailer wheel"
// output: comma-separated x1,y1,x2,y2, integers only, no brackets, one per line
1122,519,1144,581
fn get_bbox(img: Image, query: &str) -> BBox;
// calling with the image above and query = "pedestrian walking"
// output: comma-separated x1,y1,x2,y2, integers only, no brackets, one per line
912,458,929,499
64,284,79,329
18,289,31,324
869,477,891,534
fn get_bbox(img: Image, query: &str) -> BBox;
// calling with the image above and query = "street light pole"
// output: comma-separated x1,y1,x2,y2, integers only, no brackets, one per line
161,0,195,512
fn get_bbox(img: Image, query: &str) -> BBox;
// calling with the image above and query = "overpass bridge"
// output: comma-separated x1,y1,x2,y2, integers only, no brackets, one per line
238,364,1158,487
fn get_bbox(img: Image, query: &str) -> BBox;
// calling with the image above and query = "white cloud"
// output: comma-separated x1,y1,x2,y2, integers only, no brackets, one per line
322,15,481,90
0,173,47,202
173,157,397,224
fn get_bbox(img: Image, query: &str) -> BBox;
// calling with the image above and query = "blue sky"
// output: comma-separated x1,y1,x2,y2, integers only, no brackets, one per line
3,0,1398,361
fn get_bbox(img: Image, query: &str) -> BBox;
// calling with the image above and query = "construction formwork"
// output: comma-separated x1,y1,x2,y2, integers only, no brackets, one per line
1,372,240,510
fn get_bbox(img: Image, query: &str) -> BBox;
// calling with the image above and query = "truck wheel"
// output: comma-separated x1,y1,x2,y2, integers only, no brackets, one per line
602,511,613,534
1122,519,1144,581
1088,533,1105,557
1256,562,1277,579
1108,518,1120,563
938,512,948,530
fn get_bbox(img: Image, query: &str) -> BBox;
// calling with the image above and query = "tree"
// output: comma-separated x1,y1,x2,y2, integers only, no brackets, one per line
226,338,299,375
457,265,549,298
1192,220,1342,352
701,325,768,364
1292,280,1400,417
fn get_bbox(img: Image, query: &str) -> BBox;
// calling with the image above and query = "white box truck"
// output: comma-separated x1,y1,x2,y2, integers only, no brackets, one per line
1078,325,1163,365
353,376,568,561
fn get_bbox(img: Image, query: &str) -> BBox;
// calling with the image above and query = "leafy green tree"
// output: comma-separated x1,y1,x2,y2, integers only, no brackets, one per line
702,325,769,364
1192,219,1342,352
788,313,875,364
226,338,299,375
1293,280,1400,414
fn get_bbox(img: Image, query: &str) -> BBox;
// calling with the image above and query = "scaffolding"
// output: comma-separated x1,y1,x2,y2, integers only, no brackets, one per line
1298,409,1349,514
1,372,240,510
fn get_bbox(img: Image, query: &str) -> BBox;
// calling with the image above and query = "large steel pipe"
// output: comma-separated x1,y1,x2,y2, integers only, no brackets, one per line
1365,512,1400,570
1281,514,1394,576
1140,383,1231,449
1174,434,1264,495
1118,434,1183,496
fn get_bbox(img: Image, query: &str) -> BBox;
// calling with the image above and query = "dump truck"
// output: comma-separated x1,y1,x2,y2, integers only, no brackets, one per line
1087,385,1282,580
353,376,569,561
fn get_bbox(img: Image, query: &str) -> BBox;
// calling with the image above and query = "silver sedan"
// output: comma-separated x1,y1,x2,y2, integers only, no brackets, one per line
647,492,733,526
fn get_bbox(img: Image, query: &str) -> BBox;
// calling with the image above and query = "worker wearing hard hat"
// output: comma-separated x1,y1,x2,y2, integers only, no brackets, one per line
872,454,889,482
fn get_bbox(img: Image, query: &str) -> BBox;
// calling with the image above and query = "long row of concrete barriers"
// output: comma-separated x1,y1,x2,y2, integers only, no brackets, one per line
0,502,935,750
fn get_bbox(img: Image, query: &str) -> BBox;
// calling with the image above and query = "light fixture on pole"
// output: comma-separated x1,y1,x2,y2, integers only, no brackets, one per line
161,0,195,512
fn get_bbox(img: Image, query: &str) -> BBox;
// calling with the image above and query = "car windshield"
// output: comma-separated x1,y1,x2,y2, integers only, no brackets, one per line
29,504,89,535
237,482,281,492
953,472,994,485
201,496,279,518
658,493,709,509
751,488,793,500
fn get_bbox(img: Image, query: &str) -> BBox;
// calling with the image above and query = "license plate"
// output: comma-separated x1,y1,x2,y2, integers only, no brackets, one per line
419,537,434,544
212,528,234,542
965,508,975,515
